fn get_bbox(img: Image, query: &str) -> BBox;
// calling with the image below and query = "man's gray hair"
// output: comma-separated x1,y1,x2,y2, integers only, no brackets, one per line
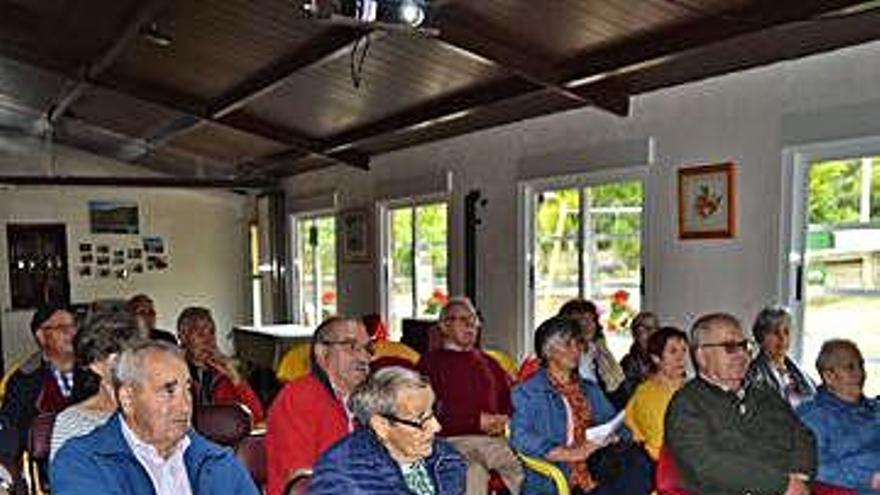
815,338,861,375
349,366,431,426
439,297,477,323
112,339,183,389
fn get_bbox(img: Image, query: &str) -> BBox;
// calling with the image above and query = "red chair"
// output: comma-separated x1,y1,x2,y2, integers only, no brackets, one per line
236,432,267,491
193,403,252,449
812,481,857,495
656,446,694,495
27,412,56,495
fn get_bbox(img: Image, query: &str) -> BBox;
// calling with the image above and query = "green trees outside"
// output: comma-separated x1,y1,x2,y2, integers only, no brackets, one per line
808,157,880,226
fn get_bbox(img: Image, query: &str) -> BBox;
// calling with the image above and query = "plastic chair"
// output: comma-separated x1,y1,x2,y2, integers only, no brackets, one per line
27,412,56,495
514,450,570,495
506,424,569,495
193,403,252,449
276,342,312,383
484,349,518,380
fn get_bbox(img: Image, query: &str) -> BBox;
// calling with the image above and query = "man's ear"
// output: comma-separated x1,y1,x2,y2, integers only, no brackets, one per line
650,354,661,366
34,329,47,348
693,348,707,372
370,415,390,441
117,384,135,415
819,368,834,386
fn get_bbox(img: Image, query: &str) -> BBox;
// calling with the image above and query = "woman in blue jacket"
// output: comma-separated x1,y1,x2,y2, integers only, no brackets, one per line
511,316,651,495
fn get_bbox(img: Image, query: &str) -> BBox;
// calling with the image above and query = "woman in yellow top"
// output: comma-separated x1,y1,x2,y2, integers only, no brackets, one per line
624,326,689,460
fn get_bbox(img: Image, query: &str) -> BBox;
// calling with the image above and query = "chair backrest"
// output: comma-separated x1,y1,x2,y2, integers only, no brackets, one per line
27,412,56,495
656,446,694,495
193,403,252,449
236,432,267,489
283,469,312,495
812,481,858,495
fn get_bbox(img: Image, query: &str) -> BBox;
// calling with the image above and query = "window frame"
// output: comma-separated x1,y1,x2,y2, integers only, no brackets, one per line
290,210,338,326
378,192,450,335
519,166,649,356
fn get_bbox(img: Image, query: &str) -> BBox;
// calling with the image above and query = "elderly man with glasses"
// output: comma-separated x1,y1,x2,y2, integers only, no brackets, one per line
0,303,80,491
665,313,816,495
266,316,372,495
418,297,524,494
310,366,467,495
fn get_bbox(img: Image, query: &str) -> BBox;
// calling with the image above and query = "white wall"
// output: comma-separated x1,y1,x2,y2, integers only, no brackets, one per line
284,41,880,358
0,145,250,369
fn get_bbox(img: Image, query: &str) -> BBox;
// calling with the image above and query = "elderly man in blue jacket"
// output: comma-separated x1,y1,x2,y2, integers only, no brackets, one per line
309,366,467,495
51,340,258,495
797,339,880,495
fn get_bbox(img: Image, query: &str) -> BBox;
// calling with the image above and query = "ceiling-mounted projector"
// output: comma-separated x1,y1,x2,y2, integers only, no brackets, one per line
303,0,436,34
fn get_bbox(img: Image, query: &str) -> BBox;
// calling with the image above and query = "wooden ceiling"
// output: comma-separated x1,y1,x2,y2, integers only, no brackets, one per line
1,0,880,182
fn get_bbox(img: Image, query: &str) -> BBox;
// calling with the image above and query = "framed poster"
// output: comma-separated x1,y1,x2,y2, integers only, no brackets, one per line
678,162,736,239
341,209,370,263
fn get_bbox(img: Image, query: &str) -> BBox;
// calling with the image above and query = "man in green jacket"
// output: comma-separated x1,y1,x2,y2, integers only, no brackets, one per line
665,312,816,495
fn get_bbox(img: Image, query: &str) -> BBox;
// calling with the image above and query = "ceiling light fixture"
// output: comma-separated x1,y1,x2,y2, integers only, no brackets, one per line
399,0,426,27
303,0,435,34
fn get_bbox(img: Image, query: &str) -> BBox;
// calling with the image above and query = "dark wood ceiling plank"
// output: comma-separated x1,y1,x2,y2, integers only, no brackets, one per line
210,27,365,118
557,0,873,86
312,0,870,156
0,175,273,189
47,0,171,124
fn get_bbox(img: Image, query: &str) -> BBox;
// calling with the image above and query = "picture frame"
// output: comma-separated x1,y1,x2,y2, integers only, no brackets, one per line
340,209,370,263
678,162,736,239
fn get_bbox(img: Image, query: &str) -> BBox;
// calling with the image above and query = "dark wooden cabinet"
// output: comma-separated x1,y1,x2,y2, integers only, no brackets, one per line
6,224,70,310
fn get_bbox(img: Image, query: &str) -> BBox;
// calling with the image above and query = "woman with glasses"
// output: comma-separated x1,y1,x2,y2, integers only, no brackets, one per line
558,299,628,409
746,306,816,408
510,316,652,495
623,326,688,460
310,366,467,495
619,312,660,387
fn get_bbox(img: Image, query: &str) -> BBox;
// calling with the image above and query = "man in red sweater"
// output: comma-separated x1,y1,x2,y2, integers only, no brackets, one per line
177,306,265,422
265,316,371,495
418,298,524,495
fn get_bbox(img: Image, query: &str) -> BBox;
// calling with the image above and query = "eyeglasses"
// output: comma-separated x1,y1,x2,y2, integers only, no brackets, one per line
321,339,375,356
381,412,437,431
442,315,476,325
41,323,76,333
700,339,753,355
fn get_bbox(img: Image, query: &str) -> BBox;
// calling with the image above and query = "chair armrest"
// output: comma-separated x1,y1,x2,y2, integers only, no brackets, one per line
514,450,570,495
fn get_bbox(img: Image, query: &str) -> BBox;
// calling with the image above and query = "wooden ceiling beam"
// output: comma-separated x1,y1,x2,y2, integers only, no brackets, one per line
432,4,629,117
46,0,171,124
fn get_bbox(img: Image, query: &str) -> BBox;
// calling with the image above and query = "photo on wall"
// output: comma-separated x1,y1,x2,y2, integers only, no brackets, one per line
88,200,139,234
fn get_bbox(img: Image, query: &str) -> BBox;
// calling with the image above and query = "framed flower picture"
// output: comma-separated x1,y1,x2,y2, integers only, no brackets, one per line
678,162,736,239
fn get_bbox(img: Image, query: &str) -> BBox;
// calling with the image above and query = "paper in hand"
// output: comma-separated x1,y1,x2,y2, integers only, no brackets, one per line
585,410,626,444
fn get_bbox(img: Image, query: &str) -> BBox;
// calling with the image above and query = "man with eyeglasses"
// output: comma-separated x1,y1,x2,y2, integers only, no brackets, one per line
266,316,371,495
310,366,467,495
418,297,523,494
665,313,816,495
0,302,80,492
